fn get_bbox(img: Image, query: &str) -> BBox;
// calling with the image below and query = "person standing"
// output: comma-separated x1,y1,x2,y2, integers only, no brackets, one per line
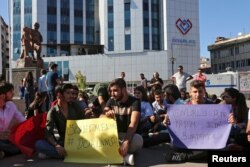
38,69,48,111
46,63,61,107
100,78,143,165
193,68,207,85
120,72,126,80
172,65,193,91
140,73,147,90
23,71,35,112
148,72,164,92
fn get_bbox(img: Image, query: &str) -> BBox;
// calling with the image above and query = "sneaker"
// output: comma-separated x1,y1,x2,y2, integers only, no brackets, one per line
0,151,5,159
124,154,134,166
38,153,47,159
165,151,186,163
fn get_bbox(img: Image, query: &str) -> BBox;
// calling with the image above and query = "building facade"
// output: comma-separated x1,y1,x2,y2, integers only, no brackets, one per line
0,16,9,80
10,0,98,60
10,0,200,84
208,34,250,73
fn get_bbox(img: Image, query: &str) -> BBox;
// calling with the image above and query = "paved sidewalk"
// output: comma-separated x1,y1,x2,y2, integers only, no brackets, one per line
0,144,207,167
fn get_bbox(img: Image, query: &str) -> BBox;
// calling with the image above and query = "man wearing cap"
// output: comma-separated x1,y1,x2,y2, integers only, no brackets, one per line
46,63,61,107
172,65,193,91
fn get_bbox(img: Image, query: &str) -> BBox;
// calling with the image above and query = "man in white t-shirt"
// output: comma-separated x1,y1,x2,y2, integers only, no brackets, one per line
172,65,193,91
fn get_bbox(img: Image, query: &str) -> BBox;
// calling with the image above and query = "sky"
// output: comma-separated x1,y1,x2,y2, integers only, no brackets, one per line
0,0,250,58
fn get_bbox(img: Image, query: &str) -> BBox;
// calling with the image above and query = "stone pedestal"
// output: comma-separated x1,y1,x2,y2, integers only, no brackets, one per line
16,57,44,69
9,67,42,97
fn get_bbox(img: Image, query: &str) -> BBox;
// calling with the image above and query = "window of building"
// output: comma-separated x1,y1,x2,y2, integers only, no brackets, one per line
235,46,239,55
74,0,83,43
247,59,250,66
47,45,57,57
218,64,222,70
124,1,131,50
47,0,57,45
125,34,131,50
236,60,240,67
231,61,235,68
151,0,160,50
213,64,217,72
241,60,245,67
230,48,234,56
108,0,114,51
217,51,221,59
143,0,149,50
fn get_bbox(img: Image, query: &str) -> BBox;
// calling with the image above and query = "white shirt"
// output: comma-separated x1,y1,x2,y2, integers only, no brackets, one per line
152,100,168,114
0,101,25,132
172,72,191,89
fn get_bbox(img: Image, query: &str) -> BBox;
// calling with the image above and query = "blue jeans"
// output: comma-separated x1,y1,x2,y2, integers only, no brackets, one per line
47,90,55,108
35,140,61,158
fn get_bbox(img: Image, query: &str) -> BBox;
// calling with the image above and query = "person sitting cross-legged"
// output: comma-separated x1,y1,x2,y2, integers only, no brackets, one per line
35,84,84,159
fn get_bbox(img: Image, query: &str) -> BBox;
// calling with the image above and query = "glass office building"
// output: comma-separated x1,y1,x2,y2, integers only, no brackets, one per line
10,0,97,60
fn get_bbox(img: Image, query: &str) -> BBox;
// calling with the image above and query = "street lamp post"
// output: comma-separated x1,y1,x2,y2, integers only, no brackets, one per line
169,57,176,75
170,44,176,75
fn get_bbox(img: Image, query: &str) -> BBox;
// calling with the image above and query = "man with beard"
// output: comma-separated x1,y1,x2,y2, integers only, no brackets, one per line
100,78,143,165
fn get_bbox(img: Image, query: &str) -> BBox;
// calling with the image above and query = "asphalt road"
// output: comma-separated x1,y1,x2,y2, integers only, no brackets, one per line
0,143,207,167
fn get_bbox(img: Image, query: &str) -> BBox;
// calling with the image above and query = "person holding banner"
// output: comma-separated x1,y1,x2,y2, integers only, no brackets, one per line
0,83,26,159
162,84,185,126
221,88,250,150
35,84,84,159
101,78,143,166
165,80,236,163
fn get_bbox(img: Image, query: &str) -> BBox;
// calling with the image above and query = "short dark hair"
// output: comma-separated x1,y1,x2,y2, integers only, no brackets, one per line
4,82,14,92
50,62,58,69
55,83,73,95
178,65,183,70
41,69,47,75
0,82,7,95
109,78,127,89
153,89,162,96
134,85,148,102
190,80,205,89
164,84,180,100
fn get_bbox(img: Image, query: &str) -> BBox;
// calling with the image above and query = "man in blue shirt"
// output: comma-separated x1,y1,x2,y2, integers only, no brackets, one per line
46,63,61,108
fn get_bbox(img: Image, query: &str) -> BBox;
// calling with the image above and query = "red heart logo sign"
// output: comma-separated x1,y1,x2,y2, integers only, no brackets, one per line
176,18,192,35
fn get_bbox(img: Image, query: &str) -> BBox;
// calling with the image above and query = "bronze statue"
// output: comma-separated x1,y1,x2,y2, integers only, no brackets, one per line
20,22,43,60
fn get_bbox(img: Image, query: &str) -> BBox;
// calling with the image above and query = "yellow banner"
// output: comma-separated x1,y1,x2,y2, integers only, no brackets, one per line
64,118,123,164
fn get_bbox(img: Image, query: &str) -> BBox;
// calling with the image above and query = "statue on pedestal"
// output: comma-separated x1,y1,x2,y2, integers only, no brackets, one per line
17,22,44,68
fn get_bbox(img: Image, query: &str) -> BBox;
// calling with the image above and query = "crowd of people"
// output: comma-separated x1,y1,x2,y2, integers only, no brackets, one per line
1,65,250,166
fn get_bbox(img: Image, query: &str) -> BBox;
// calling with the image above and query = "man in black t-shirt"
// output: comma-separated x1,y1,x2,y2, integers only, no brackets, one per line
100,78,143,165
148,72,163,92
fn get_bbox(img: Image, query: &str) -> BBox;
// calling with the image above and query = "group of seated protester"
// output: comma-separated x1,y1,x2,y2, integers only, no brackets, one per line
1,79,250,165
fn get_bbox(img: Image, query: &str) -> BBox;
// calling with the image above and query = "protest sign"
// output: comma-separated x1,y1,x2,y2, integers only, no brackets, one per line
167,104,232,149
64,118,123,164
